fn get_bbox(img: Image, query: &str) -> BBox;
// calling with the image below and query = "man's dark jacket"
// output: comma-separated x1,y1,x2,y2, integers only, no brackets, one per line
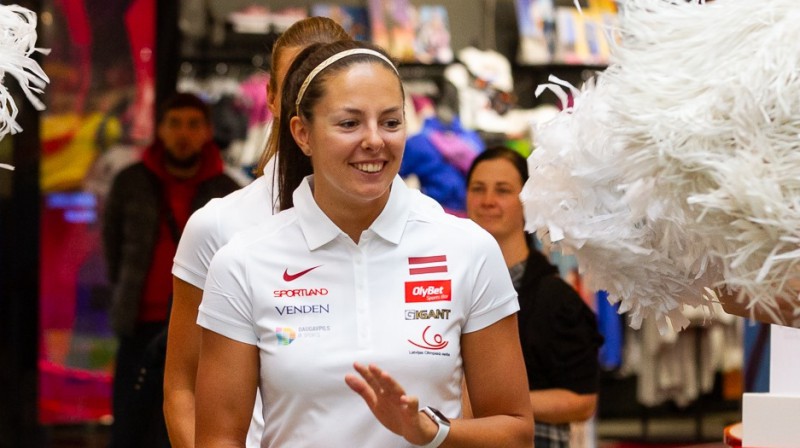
102,148,239,336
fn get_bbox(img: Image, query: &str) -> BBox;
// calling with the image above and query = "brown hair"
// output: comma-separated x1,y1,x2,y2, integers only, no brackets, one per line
158,92,211,124
466,146,529,186
254,17,350,177
276,41,402,211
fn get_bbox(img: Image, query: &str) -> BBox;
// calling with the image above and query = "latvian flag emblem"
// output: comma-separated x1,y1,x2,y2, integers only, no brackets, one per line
408,255,448,275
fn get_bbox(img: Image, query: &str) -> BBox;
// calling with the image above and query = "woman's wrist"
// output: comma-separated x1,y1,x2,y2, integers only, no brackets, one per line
416,407,451,447
408,409,440,446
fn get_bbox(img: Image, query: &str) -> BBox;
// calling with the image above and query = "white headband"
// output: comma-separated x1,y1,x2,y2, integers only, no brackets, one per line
294,48,399,116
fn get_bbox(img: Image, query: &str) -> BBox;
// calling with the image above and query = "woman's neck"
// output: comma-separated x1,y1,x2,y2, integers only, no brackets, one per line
316,194,389,245
498,231,530,268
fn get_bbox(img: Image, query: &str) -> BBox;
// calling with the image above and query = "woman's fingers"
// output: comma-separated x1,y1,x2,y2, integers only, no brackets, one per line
354,362,386,396
346,362,430,443
368,364,407,402
344,371,377,406
348,363,417,412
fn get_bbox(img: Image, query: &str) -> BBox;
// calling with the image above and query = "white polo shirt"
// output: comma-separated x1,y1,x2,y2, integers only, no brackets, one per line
198,175,519,448
173,158,279,289
174,160,444,447
173,158,278,448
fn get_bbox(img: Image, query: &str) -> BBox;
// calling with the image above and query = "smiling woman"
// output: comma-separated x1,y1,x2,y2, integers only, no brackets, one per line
193,40,534,448
164,18,352,448
288,53,406,240
277,44,407,218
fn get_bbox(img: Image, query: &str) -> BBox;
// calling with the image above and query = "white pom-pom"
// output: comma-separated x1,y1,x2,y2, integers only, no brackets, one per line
0,4,50,151
522,0,800,330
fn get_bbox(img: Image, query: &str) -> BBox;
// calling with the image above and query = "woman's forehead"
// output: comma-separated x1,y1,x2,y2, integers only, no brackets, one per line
317,61,403,98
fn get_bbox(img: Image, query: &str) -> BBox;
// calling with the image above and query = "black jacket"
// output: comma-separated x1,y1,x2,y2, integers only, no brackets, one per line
516,238,604,394
102,162,239,335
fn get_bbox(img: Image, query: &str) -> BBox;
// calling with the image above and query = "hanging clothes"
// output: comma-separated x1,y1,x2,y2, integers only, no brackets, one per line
596,290,623,370
401,116,484,214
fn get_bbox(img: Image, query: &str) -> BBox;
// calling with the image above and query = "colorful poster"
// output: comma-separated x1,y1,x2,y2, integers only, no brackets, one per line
367,0,416,62
414,5,453,64
552,3,617,65
554,7,589,64
311,4,371,41
515,0,556,64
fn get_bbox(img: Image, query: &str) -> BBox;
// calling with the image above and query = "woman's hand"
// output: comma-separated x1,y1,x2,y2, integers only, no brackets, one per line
345,362,439,446
712,287,800,328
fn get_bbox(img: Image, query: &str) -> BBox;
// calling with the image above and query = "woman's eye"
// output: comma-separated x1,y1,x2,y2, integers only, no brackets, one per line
384,119,402,129
339,120,357,129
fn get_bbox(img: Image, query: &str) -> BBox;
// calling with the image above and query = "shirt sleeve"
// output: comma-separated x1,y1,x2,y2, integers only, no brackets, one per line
462,229,519,334
197,241,258,345
172,200,221,288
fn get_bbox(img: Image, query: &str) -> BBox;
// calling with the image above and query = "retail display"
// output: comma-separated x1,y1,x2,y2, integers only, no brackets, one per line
227,6,307,34
515,0,555,65
368,0,416,62
401,114,482,214
0,4,48,168
0,0,753,442
742,325,800,446
515,0,615,66
414,5,454,64
36,0,157,425
522,0,800,331
227,5,271,34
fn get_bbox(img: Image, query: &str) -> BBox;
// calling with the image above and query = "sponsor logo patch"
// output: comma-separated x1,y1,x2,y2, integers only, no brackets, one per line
276,325,332,344
407,325,450,352
405,309,451,320
273,287,329,298
275,304,330,316
283,265,322,282
276,327,297,345
405,280,451,303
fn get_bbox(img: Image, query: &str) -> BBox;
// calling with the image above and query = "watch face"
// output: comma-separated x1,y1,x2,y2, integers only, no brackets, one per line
426,406,451,424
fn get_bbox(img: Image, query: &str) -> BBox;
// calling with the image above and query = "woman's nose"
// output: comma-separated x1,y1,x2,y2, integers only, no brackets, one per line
480,192,498,206
361,125,384,151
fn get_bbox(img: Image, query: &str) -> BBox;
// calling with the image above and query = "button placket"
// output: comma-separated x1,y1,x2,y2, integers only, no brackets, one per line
353,245,371,349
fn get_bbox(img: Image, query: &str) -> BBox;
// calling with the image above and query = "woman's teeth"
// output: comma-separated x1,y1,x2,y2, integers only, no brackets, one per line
354,162,382,173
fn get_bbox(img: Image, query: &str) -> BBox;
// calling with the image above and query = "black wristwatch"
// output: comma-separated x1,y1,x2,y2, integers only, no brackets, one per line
420,406,451,448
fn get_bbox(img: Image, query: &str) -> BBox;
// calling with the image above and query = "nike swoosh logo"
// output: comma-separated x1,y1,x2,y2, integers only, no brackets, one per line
283,265,322,282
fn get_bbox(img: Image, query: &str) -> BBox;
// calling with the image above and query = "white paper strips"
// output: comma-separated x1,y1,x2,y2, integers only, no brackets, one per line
0,4,49,169
522,0,800,331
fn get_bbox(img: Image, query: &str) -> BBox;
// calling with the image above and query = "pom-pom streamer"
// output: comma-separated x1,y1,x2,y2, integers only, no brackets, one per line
0,4,49,169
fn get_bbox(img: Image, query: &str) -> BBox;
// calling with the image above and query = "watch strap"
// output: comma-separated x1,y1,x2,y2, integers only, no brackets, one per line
420,406,450,448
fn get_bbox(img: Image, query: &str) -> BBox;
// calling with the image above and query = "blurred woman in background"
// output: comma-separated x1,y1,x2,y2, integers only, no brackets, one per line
466,146,603,448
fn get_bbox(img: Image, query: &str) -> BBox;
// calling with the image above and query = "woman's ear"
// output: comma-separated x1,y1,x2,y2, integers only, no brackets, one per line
289,116,312,157
268,89,278,118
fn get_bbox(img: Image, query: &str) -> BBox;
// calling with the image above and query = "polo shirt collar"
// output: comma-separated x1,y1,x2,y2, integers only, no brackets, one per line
294,175,411,250
369,175,411,245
